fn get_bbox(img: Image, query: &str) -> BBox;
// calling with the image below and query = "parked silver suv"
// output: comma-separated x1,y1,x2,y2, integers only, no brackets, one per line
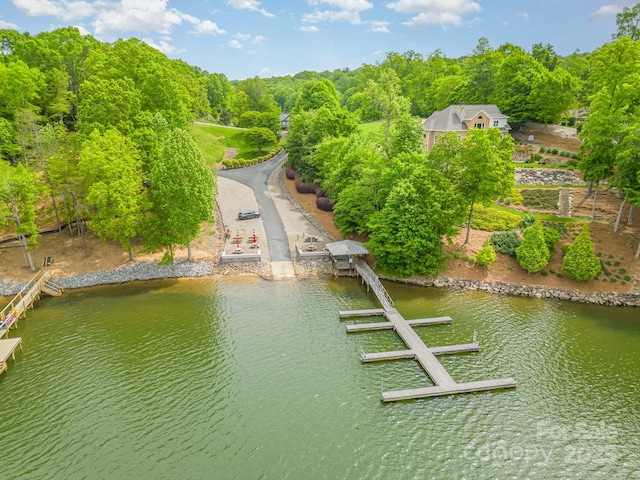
238,210,260,220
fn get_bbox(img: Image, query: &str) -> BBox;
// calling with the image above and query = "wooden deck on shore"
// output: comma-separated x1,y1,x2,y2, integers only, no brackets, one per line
341,258,517,402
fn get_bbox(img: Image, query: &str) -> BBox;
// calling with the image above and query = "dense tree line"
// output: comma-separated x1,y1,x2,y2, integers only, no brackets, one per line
0,28,215,267
3,4,640,272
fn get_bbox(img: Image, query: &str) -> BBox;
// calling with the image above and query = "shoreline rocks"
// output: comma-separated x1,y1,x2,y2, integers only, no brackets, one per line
1,260,637,307
383,275,640,307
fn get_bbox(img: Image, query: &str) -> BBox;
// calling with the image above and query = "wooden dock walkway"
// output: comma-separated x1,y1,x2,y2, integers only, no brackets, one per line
1,271,63,338
341,258,516,402
0,337,23,375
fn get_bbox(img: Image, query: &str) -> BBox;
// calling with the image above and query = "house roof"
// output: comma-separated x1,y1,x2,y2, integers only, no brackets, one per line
423,104,508,132
279,113,290,121
325,240,369,256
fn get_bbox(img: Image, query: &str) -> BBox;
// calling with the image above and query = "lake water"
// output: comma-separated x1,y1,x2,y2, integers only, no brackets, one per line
1,277,639,479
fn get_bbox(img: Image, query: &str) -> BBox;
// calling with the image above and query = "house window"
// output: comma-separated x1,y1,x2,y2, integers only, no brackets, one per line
434,135,438,143
493,120,499,127
474,123,485,129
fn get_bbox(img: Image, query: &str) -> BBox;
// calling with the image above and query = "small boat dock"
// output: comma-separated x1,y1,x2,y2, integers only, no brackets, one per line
340,257,517,402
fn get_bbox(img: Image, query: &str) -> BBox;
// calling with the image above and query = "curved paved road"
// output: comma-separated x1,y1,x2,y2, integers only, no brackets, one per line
217,151,291,262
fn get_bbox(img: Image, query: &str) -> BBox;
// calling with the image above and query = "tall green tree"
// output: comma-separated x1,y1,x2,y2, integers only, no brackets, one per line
146,128,214,263
79,129,146,260
0,162,40,270
456,128,515,244
366,166,463,276
614,2,640,40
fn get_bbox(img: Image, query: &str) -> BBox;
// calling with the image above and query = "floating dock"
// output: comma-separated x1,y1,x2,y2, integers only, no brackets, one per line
341,258,517,402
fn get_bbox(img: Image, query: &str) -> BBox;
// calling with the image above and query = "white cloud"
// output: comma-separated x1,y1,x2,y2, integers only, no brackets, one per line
307,0,372,11
229,33,264,49
227,0,275,18
192,20,226,36
12,0,95,21
0,18,19,29
300,25,320,32
73,24,91,35
368,20,390,33
516,12,529,22
589,5,623,20
303,0,372,25
91,0,185,37
387,0,481,27
259,66,270,75
303,9,362,24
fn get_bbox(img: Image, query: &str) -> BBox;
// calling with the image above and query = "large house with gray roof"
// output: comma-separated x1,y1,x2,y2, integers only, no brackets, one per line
422,104,511,151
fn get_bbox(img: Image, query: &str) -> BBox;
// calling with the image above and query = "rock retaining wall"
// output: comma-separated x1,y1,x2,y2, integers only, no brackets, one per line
515,168,586,186
384,275,640,307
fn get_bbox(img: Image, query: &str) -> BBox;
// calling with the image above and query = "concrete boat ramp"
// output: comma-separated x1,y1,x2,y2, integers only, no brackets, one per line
341,259,517,402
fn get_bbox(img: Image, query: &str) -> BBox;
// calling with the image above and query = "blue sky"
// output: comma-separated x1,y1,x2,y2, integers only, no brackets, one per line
0,0,632,80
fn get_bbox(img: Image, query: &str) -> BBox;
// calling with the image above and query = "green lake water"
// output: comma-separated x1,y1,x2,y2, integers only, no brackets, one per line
1,277,639,479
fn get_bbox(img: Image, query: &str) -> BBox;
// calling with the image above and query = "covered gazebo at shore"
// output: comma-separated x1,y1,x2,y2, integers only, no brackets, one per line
325,240,369,273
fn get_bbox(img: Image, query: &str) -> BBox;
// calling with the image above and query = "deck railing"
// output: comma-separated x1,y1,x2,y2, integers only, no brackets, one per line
1,271,61,337
354,258,394,311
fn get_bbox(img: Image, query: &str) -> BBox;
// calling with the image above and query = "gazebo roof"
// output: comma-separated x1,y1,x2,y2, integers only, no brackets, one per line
325,240,368,256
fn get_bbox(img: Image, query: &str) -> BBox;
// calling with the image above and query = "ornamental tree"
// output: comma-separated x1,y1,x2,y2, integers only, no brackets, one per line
562,224,601,280
515,222,550,273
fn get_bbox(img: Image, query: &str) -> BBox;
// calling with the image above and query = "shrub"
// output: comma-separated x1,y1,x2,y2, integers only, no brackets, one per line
542,221,569,237
295,173,321,194
543,226,561,251
470,205,521,231
316,196,334,212
520,214,535,230
490,230,521,257
530,153,543,163
516,222,550,273
475,240,497,267
285,166,296,180
562,224,601,281
551,147,559,154
539,146,546,153
570,152,578,159
508,189,524,205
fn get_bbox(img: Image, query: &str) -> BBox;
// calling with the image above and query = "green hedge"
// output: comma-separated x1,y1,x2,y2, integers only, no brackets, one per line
471,205,522,231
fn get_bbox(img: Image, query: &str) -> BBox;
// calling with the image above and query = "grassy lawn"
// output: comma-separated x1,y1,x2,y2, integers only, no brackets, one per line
358,120,385,136
189,123,258,167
